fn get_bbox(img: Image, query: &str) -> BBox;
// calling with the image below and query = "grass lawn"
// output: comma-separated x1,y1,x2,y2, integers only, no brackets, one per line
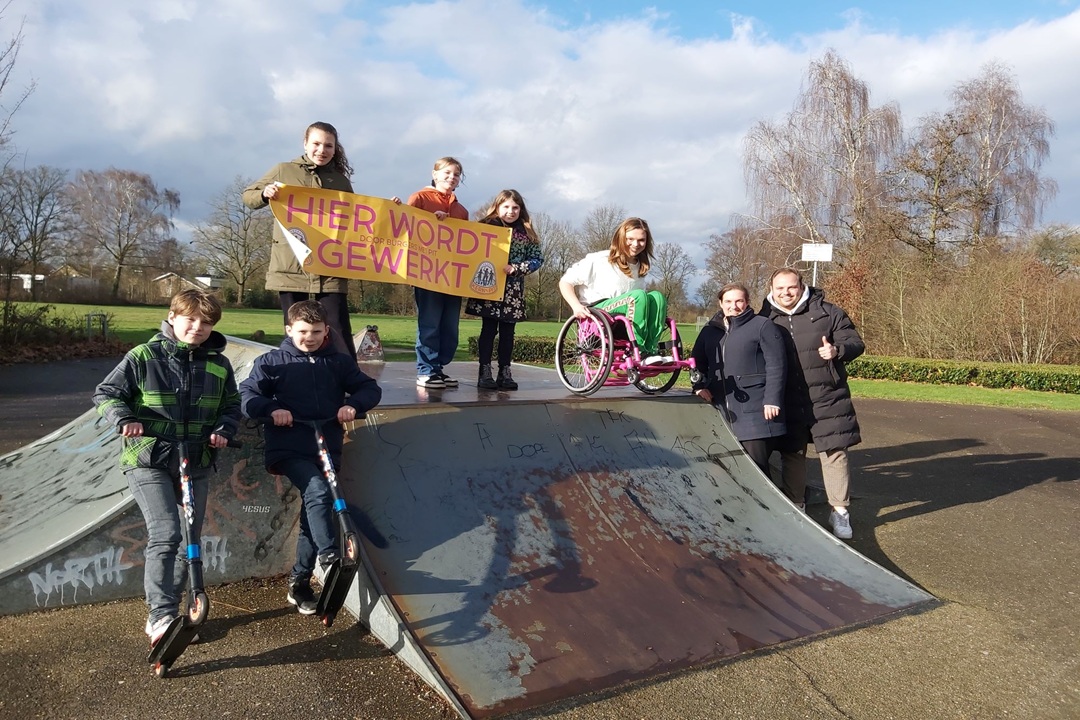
19,302,1079,412
31,302,702,357
848,378,1080,412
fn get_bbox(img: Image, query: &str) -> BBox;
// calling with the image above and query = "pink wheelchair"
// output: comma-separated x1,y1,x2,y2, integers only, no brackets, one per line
554,307,695,396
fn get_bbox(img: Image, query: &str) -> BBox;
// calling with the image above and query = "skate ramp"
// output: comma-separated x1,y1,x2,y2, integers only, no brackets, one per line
339,365,935,719
0,337,298,615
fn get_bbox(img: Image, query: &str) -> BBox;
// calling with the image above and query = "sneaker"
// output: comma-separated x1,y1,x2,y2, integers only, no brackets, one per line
436,373,458,387
829,508,853,539
795,502,806,512
643,355,675,366
146,615,175,646
287,581,318,615
417,374,445,389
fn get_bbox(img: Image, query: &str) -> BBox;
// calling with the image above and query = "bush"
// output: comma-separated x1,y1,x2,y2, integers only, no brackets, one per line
242,288,279,309
848,355,1080,394
462,337,1080,395
468,335,557,363
0,302,128,363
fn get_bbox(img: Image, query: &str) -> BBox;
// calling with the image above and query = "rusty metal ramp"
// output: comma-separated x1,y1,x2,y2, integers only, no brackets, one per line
340,364,934,719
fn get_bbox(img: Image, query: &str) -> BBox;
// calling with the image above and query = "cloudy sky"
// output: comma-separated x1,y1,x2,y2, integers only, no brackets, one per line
5,0,1080,281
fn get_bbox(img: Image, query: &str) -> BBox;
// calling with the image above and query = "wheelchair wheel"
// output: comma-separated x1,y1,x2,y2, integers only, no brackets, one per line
634,322,682,394
555,309,614,395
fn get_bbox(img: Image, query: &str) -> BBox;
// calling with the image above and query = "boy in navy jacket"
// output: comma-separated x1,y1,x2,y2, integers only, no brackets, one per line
240,300,382,614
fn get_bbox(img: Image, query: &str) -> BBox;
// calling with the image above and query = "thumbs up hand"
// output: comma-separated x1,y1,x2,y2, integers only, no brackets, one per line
819,335,838,360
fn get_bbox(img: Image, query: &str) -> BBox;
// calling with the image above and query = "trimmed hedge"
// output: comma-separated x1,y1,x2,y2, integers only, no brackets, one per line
848,355,1080,394
465,336,1080,395
468,335,558,364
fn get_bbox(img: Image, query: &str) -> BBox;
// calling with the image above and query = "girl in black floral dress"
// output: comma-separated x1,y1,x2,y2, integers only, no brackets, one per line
465,189,544,390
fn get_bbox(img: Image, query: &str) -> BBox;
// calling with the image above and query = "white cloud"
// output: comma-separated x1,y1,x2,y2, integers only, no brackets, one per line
5,0,1080,286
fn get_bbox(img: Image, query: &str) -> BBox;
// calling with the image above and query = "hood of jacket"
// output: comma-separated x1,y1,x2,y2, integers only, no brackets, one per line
706,309,726,330
411,187,463,213
290,154,331,178
762,285,819,317
277,333,336,359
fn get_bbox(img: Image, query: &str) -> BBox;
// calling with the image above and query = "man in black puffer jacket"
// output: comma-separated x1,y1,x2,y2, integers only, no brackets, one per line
760,268,864,540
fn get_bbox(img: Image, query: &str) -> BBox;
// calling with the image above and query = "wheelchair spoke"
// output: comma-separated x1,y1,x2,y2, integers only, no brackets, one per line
555,310,614,395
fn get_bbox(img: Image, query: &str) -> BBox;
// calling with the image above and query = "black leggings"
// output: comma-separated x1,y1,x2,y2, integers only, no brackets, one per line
278,291,356,357
477,317,516,367
741,438,778,480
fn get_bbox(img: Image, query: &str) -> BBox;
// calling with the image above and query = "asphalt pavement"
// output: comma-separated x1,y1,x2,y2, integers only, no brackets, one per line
0,358,1077,720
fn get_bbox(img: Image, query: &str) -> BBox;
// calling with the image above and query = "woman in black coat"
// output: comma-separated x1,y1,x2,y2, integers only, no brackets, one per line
691,283,787,475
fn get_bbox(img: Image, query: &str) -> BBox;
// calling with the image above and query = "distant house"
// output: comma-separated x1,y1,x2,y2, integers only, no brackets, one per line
11,273,46,291
151,273,221,299
50,264,85,279
195,276,224,289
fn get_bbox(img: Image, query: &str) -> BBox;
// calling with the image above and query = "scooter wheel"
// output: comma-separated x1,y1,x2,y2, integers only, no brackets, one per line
344,534,359,563
154,661,169,679
188,592,209,625
322,614,335,628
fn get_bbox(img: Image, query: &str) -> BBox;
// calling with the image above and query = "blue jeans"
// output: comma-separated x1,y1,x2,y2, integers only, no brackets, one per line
275,457,338,584
127,466,209,625
414,287,461,376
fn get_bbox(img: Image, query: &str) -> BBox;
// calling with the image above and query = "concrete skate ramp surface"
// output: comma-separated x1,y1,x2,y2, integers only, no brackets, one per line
342,365,935,719
0,337,297,615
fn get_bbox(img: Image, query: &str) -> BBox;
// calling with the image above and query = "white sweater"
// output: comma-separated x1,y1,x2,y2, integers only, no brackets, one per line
561,251,645,305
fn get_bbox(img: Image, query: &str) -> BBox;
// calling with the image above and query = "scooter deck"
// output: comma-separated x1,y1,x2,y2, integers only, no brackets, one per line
147,616,201,668
315,559,358,624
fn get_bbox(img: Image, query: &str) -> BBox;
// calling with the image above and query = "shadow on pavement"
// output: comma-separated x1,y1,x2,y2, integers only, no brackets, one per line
171,617,382,677
844,435,1078,583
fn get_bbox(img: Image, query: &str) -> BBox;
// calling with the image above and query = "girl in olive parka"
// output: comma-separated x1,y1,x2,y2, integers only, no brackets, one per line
243,121,357,356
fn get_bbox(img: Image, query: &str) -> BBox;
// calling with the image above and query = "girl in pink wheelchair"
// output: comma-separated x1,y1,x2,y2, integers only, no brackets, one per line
557,217,671,365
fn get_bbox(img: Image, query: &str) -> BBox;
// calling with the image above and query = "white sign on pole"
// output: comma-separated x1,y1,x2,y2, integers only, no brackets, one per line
801,243,833,262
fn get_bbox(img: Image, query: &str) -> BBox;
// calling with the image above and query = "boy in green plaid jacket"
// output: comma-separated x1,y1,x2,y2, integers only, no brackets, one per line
93,289,241,645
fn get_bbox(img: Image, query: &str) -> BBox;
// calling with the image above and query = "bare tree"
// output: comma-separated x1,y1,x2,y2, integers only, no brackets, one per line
1028,223,1080,277
0,6,34,320
471,193,497,221
530,211,578,320
699,226,791,306
949,62,1056,245
67,168,180,300
0,168,20,302
578,203,625,254
191,176,271,303
886,113,970,260
742,50,902,254
0,5,34,163
9,165,72,299
648,242,696,317
890,65,1056,259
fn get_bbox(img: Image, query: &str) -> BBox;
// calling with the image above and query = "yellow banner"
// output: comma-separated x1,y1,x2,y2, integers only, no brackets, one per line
269,186,510,300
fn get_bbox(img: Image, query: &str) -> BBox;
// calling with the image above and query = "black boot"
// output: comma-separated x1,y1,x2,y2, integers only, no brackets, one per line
477,363,498,389
497,365,518,390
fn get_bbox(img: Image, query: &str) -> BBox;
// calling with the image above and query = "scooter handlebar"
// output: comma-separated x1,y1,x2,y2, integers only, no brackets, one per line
115,425,243,449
